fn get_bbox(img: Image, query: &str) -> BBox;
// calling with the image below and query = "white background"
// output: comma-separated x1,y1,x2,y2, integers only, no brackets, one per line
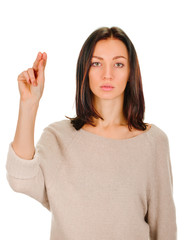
0,0,184,239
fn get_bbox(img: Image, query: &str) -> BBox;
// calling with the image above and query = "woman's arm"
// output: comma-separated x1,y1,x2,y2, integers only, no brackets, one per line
146,134,177,239
6,100,50,210
12,100,39,160
5,52,50,210
12,51,47,159
6,134,50,211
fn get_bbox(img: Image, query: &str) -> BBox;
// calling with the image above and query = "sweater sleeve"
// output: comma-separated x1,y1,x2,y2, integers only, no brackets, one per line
5,130,50,211
146,133,177,239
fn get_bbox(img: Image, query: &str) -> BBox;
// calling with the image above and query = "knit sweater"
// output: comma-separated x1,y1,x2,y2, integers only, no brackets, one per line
6,119,177,240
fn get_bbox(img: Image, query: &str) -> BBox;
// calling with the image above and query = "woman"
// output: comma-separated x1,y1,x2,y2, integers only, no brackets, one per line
6,26,177,239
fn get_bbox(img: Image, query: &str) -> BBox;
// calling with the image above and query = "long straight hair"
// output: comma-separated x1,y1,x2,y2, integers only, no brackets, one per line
65,26,148,131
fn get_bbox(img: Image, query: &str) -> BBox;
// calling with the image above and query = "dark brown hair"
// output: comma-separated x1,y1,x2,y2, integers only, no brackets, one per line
65,26,149,131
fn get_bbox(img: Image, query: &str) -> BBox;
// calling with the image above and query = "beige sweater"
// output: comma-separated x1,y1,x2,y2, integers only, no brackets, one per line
6,119,177,240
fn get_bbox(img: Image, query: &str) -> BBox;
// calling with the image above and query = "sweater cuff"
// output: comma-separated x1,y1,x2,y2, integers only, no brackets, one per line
6,142,40,179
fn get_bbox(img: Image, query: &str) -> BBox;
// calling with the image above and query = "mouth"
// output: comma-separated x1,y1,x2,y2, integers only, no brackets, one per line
100,86,114,91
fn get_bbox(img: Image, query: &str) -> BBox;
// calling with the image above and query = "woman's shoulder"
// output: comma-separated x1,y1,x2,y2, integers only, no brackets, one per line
36,119,78,150
149,123,169,145
45,118,71,129
43,119,77,139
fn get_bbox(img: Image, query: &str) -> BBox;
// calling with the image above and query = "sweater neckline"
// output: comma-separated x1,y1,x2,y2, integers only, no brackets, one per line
79,124,154,142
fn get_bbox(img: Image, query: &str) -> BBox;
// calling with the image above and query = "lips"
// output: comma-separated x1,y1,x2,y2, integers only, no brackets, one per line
101,85,114,88
100,85,114,91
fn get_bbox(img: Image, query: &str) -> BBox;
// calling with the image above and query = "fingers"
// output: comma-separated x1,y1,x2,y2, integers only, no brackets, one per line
39,52,47,72
19,69,36,86
36,52,47,81
27,68,36,85
18,52,47,87
42,52,47,68
32,52,42,71
33,52,47,71
21,71,30,84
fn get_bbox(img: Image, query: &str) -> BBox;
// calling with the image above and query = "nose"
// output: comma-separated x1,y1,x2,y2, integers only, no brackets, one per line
103,64,113,80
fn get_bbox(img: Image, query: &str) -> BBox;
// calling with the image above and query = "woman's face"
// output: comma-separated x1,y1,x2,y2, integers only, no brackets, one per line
89,38,130,101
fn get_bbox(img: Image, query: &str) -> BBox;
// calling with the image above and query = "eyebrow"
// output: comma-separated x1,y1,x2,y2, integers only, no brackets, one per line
92,55,127,60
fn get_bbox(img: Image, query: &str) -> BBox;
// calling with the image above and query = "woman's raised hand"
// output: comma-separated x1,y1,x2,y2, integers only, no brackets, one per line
17,52,47,104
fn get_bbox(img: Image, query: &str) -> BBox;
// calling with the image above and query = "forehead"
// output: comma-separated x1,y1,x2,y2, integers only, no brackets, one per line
93,39,128,58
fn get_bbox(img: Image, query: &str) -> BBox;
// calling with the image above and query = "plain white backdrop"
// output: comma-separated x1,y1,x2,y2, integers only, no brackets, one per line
0,0,184,239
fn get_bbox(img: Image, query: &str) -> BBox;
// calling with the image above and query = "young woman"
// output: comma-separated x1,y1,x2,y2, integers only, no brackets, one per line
6,26,177,240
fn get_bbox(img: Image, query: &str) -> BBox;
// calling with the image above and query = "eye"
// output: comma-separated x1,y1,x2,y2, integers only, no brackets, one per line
90,62,124,67
91,62,101,67
115,63,124,67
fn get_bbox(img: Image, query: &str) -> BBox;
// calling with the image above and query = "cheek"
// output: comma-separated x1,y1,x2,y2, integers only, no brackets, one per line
89,70,99,85
116,72,129,84
89,68,97,79
89,77,98,90
117,68,129,77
